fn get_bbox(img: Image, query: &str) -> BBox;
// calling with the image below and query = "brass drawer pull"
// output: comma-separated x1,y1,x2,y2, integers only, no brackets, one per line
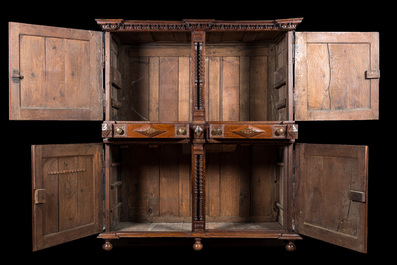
275,128,285,136
211,127,222,135
177,127,187,135
115,127,124,135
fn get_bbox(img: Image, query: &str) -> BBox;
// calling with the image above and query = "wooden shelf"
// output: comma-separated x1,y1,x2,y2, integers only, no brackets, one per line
113,222,283,232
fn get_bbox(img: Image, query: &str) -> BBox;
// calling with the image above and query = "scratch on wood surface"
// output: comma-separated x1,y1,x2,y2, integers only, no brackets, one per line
131,76,144,86
326,43,332,109
160,58,176,80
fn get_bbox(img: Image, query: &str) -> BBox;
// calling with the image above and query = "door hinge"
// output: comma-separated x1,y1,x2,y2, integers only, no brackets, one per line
350,190,366,203
365,70,380,79
34,189,46,204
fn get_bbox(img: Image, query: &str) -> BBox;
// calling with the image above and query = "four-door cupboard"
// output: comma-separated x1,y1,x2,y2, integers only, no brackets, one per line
8,18,379,253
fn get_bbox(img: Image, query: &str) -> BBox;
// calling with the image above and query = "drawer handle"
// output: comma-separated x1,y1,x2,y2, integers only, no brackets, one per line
211,127,222,135
275,128,285,136
115,127,124,135
177,127,187,135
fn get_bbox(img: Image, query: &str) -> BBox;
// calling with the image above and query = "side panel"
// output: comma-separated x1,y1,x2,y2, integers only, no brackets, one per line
9,22,103,120
294,32,379,121
32,143,103,251
294,143,368,253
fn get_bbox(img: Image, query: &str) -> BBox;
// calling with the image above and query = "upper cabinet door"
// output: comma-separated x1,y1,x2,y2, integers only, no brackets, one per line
9,22,103,120
294,143,368,253
32,143,103,251
294,32,379,121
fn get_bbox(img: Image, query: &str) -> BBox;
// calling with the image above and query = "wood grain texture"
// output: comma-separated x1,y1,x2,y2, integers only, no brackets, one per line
32,144,103,251
206,44,270,122
206,145,278,223
110,44,192,122
295,32,379,121
120,145,191,224
294,143,368,253
9,22,103,120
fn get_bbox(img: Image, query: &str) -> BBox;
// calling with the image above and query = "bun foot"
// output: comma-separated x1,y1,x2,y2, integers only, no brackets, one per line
102,241,113,251
285,241,296,251
193,238,203,251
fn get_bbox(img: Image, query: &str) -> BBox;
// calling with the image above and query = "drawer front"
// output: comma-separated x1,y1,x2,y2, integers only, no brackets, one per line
112,123,190,139
209,124,298,139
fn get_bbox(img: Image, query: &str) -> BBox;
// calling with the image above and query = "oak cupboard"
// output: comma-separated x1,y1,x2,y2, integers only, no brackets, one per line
8,18,379,253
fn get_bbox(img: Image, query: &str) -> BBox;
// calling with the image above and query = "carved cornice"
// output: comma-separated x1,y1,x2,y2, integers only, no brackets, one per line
95,18,303,32
210,18,303,31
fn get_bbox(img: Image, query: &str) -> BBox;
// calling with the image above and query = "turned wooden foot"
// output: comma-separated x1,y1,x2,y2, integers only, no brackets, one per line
193,238,203,251
285,240,296,251
102,241,113,251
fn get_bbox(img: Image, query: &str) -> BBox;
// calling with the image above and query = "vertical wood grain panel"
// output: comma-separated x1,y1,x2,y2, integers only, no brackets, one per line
130,57,149,121
238,146,251,217
206,152,220,217
77,156,94,226
307,44,331,110
42,158,59,235
45,38,65,108
222,57,240,121
20,35,45,108
220,149,239,216
178,57,190,121
159,57,178,121
58,156,79,230
208,57,221,121
160,145,179,216
65,39,90,109
251,145,276,218
249,56,267,120
179,146,191,217
149,57,160,121
239,57,250,121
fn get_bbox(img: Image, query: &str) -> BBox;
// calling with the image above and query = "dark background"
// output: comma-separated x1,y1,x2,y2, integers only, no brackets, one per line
2,2,393,263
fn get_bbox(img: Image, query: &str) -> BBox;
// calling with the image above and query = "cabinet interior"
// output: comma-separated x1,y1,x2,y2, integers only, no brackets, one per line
108,143,287,233
108,31,290,122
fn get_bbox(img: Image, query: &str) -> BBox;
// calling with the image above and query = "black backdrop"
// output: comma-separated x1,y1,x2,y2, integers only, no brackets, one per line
2,3,393,263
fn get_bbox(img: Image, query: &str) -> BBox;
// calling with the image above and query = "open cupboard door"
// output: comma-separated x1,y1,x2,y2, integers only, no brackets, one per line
294,32,379,121
9,22,103,120
32,144,103,251
294,144,368,253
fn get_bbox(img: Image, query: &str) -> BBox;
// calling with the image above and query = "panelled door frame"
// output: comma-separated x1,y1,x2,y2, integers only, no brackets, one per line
294,32,379,121
294,143,368,253
9,22,103,120
31,143,103,251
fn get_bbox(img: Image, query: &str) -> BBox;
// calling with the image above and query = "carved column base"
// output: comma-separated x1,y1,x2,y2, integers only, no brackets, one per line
193,238,203,251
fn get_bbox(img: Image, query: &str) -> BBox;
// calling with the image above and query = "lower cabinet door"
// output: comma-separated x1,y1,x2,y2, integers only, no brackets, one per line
31,143,103,251
294,143,368,253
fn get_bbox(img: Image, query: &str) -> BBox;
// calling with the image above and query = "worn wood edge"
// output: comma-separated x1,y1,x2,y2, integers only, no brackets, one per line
98,231,302,240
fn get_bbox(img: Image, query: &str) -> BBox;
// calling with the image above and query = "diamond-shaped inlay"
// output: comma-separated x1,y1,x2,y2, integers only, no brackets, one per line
231,125,265,138
134,126,166,138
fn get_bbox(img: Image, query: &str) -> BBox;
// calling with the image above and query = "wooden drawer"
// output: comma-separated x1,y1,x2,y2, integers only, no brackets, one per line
103,123,190,139
208,123,298,140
